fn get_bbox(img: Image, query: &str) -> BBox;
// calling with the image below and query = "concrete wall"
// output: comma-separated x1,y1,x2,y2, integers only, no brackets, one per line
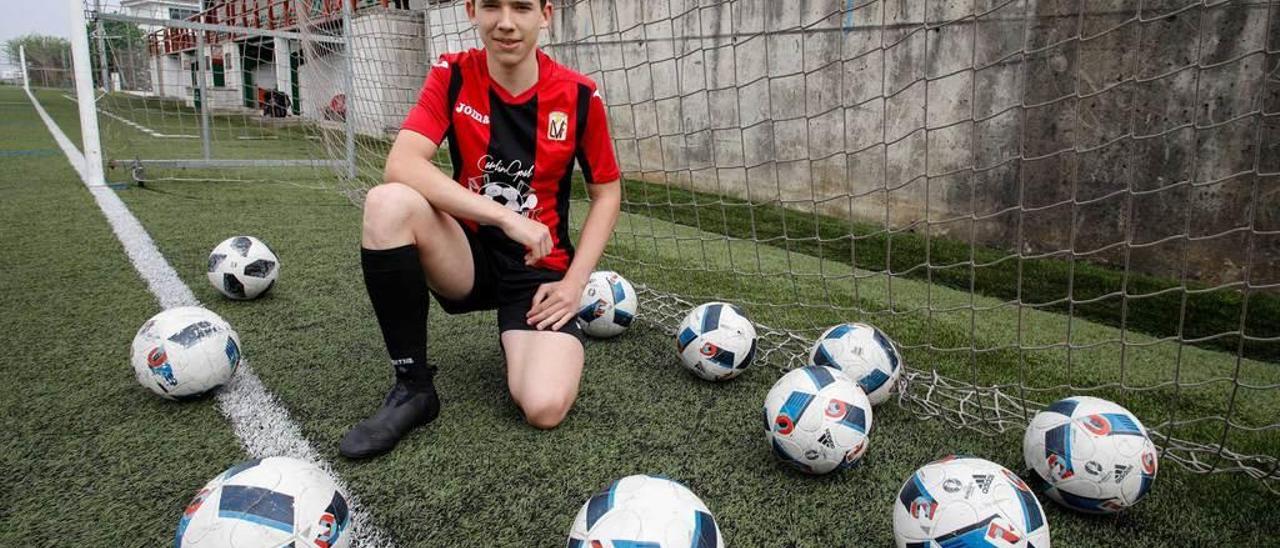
411,0,1276,284
149,53,185,98
350,10,432,136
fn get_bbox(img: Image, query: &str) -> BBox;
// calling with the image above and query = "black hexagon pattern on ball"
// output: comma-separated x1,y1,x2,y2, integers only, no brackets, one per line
243,259,276,278
230,236,253,256
222,273,247,299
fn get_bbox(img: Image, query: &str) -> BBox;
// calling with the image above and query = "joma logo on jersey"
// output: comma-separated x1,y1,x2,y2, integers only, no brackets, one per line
548,111,568,141
455,102,489,125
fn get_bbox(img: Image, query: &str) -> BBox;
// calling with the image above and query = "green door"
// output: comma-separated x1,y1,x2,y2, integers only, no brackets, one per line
290,52,301,115
242,44,256,108
190,61,201,110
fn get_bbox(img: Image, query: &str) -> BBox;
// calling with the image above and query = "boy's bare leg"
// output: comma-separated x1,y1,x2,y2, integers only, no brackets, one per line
501,330,585,429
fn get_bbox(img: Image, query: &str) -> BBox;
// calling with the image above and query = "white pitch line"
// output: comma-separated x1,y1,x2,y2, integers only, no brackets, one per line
61,93,198,139
27,88,394,548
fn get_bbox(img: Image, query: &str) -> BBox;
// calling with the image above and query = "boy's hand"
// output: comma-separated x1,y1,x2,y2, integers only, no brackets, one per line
500,213,553,266
526,276,587,331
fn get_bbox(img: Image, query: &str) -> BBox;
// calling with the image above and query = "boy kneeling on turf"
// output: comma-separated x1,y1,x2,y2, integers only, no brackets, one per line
341,0,621,459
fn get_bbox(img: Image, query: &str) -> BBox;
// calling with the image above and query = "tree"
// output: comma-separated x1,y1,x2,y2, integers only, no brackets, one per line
3,34,72,88
87,19,148,90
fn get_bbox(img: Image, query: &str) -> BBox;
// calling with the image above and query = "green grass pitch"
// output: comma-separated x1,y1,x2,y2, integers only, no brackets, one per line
2,85,1277,545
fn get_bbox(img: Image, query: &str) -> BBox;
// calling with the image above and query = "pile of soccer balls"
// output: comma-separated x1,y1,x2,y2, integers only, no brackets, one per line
573,270,1160,547
133,247,1160,546
127,236,349,546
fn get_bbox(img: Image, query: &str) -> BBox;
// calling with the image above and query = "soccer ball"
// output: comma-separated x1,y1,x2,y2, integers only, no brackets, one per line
567,474,722,547
763,365,873,475
175,456,351,548
208,235,279,300
893,455,1051,548
481,180,537,214
808,322,903,405
1023,396,1158,514
577,271,638,338
130,306,242,400
675,302,758,381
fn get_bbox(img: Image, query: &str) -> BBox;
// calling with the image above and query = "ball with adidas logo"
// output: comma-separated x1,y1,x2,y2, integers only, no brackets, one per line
1023,396,1158,514
763,365,873,475
893,455,1051,547
576,271,637,338
675,302,757,381
808,322,903,406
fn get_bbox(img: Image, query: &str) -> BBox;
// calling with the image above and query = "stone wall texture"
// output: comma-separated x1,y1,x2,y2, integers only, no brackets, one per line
413,0,1278,285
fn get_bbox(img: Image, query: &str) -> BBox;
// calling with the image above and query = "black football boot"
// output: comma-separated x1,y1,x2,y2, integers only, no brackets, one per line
338,373,439,459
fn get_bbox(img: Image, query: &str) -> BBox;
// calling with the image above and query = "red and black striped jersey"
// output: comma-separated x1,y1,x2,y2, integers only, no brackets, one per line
401,48,620,272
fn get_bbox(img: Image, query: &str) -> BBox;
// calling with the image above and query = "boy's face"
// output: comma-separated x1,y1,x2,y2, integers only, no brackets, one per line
467,0,551,68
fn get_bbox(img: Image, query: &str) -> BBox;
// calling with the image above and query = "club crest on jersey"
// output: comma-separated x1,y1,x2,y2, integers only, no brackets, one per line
548,111,568,141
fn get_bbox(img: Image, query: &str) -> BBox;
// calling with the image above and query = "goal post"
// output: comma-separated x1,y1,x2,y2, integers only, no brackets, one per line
68,0,107,187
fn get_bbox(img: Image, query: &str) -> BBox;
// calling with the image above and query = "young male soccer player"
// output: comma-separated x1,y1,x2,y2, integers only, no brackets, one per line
340,0,621,459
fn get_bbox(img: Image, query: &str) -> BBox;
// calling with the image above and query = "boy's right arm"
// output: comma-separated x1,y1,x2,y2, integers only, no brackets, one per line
382,130,554,265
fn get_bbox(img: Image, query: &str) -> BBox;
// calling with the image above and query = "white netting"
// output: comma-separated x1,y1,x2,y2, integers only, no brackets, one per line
80,0,1279,489
5,35,74,89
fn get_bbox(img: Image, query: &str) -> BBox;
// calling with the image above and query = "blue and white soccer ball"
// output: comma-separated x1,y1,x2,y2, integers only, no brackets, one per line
675,302,758,381
176,456,351,548
577,270,638,338
130,306,242,400
893,455,1052,548
808,322,903,405
567,474,723,548
764,366,874,475
208,235,280,300
1023,396,1158,514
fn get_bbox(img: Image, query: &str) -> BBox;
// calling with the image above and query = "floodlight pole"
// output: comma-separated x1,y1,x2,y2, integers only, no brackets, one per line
68,0,107,187
196,31,212,160
341,0,357,180
94,0,111,92
19,45,29,91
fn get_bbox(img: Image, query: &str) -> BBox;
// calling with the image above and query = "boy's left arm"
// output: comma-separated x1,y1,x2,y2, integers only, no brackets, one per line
525,180,621,331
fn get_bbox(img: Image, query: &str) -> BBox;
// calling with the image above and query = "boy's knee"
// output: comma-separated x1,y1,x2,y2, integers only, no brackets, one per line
362,183,430,243
520,393,573,430
364,183,426,218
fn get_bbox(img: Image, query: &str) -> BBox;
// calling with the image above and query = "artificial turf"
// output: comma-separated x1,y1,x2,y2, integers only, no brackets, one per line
4,85,1276,546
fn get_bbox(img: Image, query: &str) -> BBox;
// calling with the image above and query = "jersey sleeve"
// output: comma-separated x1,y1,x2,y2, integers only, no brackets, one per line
400,57,454,145
577,87,621,184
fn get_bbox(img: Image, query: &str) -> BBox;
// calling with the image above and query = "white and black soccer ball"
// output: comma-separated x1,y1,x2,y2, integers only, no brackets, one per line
893,455,1051,548
808,322,903,406
130,306,242,400
577,270,638,338
208,236,279,300
1023,396,1158,514
481,181,538,214
676,302,758,381
176,456,351,548
764,366,873,475
567,474,722,548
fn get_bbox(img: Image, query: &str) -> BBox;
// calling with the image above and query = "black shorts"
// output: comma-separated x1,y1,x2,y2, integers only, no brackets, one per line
430,219,584,342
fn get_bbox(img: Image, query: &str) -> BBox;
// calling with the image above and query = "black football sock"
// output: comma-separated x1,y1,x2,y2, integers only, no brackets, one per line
361,245,434,389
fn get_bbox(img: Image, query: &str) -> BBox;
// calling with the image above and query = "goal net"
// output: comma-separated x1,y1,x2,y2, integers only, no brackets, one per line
81,0,1278,488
